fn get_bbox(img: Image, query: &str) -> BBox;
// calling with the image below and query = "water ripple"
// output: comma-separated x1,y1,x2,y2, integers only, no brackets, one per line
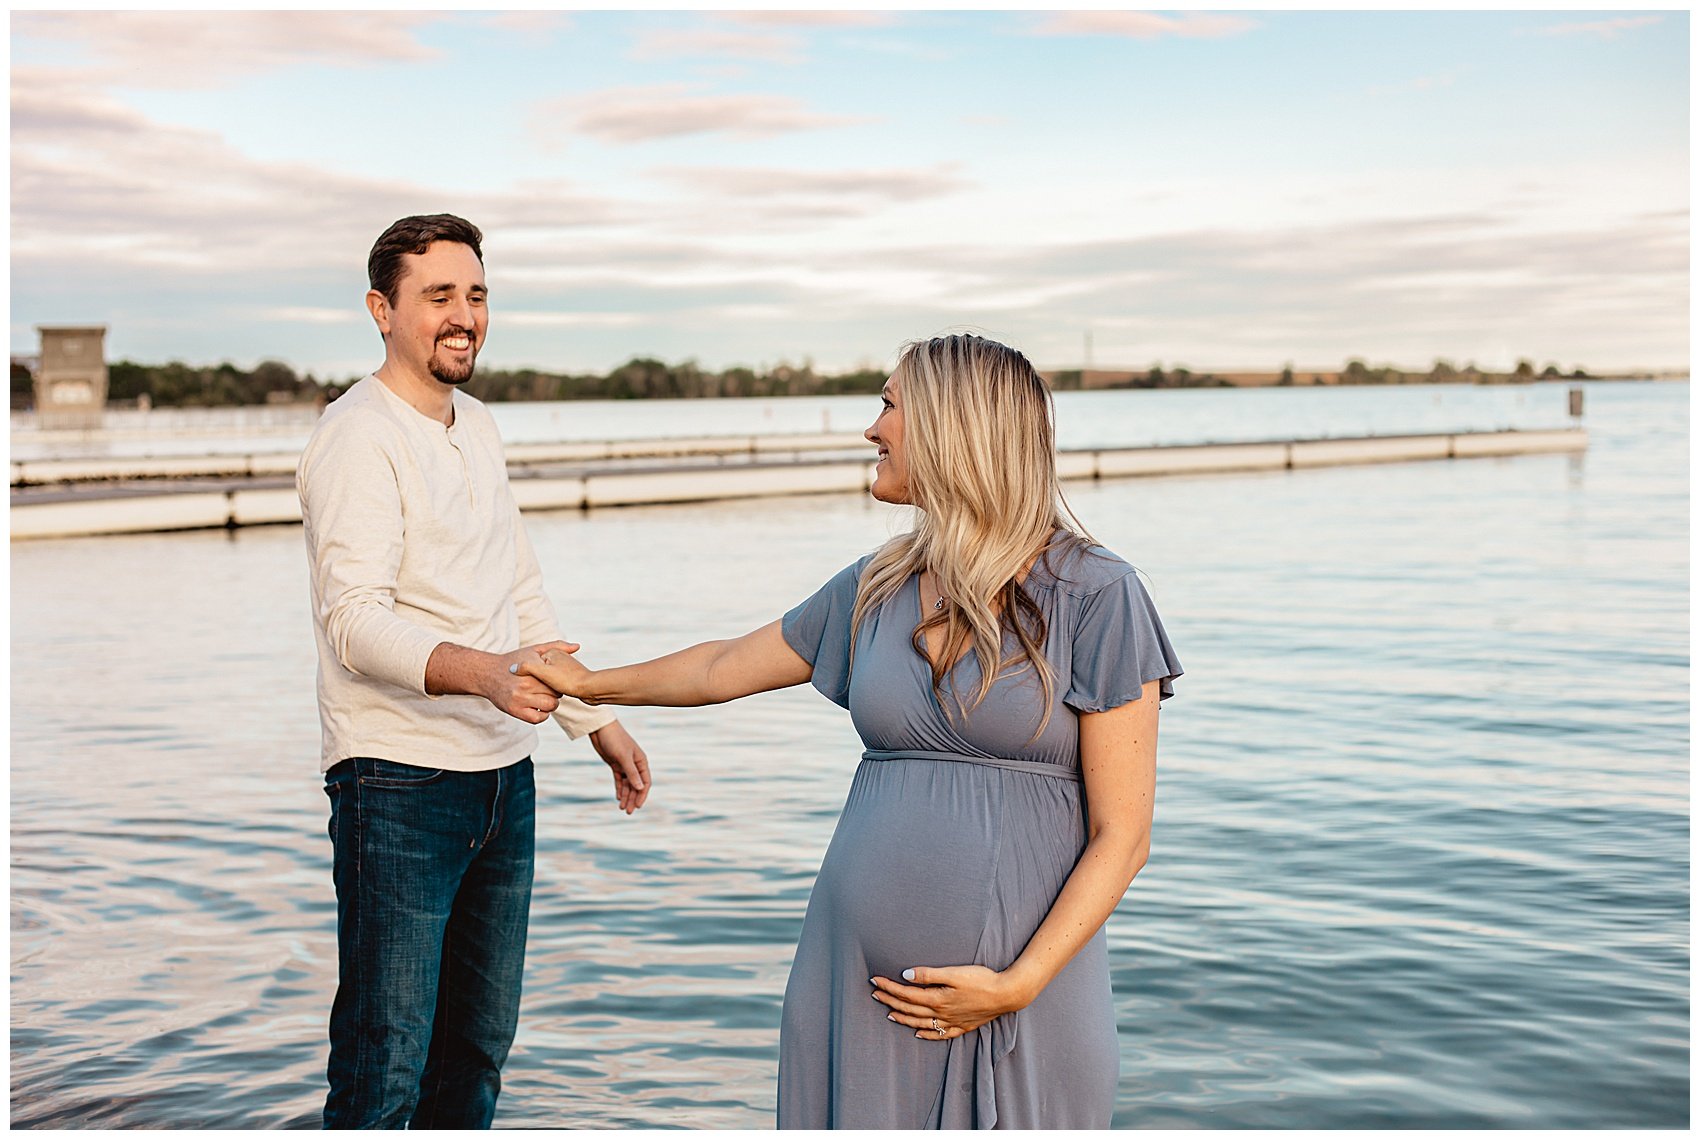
9,382,1687,1127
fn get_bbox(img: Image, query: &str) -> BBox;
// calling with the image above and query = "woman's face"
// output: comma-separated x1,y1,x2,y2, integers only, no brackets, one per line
864,374,910,504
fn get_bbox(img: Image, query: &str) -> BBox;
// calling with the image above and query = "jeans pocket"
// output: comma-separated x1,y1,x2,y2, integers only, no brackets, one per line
356,757,449,788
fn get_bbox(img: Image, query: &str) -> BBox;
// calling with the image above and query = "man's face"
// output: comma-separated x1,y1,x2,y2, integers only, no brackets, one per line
370,241,488,386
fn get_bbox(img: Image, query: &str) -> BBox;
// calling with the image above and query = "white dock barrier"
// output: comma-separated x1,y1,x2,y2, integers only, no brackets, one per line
10,491,232,540
1451,429,1582,457
509,475,589,512
1099,442,1289,477
11,428,1586,541
582,461,870,508
1290,435,1454,467
229,487,304,527
12,432,873,487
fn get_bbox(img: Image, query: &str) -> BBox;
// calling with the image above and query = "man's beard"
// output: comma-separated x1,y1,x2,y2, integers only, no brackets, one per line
428,336,477,385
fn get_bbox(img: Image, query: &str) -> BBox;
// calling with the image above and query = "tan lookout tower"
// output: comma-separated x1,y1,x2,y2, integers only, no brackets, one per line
34,325,108,429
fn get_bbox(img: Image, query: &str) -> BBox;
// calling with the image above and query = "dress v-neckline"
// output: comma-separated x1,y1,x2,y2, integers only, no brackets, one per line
909,572,979,677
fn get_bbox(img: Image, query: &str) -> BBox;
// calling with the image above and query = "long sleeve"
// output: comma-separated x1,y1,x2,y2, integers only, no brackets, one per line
509,497,616,739
299,419,442,694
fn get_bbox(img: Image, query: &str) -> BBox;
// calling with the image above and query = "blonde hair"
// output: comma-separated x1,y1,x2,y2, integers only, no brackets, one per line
851,334,1092,732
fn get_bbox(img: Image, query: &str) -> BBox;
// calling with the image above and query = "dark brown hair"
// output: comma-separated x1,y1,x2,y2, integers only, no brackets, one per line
367,214,484,303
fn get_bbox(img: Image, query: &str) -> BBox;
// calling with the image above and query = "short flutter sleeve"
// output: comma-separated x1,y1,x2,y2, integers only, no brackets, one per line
781,556,869,709
1064,567,1183,713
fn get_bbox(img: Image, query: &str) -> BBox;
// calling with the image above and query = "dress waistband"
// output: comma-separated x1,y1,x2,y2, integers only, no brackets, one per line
861,748,1082,782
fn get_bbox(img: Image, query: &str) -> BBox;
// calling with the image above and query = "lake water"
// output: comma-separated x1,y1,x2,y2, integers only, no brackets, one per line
9,381,1687,1128
11,379,1574,462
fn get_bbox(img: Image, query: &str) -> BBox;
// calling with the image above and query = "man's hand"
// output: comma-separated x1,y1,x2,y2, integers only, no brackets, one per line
589,720,651,814
516,644,597,702
426,640,578,724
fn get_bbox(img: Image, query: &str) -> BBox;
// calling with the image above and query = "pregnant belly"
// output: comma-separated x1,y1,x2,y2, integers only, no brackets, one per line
805,757,1013,980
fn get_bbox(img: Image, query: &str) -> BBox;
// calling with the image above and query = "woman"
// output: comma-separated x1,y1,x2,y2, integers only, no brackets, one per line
519,334,1181,1128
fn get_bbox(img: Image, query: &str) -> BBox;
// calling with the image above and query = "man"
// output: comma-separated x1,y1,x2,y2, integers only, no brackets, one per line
297,213,651,1129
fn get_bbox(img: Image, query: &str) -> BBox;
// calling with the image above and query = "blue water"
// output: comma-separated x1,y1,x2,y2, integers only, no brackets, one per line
10,378,1573,461
9,381,1686,1128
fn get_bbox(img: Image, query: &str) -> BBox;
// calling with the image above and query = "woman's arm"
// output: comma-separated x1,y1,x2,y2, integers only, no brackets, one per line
514,619,814,707
870,679,1160,1039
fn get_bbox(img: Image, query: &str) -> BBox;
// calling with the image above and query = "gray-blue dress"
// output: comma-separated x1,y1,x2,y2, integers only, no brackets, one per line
776,540,1182,1129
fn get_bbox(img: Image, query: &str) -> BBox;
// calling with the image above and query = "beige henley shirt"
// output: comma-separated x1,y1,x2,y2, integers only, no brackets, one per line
298,375,614,772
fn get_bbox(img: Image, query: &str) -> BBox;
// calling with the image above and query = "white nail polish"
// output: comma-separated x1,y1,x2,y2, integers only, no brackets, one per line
902,969,915,982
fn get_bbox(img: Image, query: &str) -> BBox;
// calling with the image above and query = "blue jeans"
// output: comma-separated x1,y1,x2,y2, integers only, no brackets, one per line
322,756,535,1129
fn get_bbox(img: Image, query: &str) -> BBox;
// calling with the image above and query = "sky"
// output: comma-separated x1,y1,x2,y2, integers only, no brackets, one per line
9,7,1690,378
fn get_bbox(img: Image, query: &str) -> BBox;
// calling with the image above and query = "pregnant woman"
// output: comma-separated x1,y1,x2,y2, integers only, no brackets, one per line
519,334,1181,1128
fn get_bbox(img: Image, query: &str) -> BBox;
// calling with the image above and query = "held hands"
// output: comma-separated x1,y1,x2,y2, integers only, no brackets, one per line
507,645,652,814
486,641,579,724
870,965,1034,1041
515,645,596,703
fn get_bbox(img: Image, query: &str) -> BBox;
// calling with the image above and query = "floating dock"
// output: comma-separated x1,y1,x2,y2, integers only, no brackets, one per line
10,428,1586,541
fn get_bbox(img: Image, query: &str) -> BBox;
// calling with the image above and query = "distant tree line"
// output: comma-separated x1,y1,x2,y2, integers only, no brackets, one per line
111,359,326,407
10,353,1597,412
1334,358,1588,385
458,358,887,404
1049,366,1236,390
10,356,887,410
1054,357,1594,391
9,358,332,410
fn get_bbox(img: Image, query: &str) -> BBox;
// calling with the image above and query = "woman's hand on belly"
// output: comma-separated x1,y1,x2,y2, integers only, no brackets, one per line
869,964,1034,1041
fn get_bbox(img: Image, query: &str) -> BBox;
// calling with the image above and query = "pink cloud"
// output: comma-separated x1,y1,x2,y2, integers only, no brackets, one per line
479,12,574,37
12,10,443,88
713,12,898,29
10,69,631,274
631,28,804,64
542,85,868,144
652,164,970,204
1032,11,1259,40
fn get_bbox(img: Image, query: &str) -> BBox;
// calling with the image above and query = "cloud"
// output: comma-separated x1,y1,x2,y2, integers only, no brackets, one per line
1533,15,1663,39
10,70,633,276
651,165,971,205
501,311,647,328
479,11,574,37
11,10,443,88
638,207,1680,368
631,28,804,64
1031,11,1259,40
541,85,869,144
17,198,1686,372
625,12,899,66
258,307,360,325
713,12,898,29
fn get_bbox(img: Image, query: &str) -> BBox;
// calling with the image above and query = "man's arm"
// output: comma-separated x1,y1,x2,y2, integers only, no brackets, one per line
425,641,571,724
300,422,440,692
300,418,564,722
506,495,649,807
508,500,619,738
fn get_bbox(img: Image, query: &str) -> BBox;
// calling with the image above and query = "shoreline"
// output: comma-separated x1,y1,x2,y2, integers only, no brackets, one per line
10,426,1588,541
12,366,1686,421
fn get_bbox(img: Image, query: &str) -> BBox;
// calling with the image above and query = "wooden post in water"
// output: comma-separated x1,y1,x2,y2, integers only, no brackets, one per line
1568,386,1584,419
